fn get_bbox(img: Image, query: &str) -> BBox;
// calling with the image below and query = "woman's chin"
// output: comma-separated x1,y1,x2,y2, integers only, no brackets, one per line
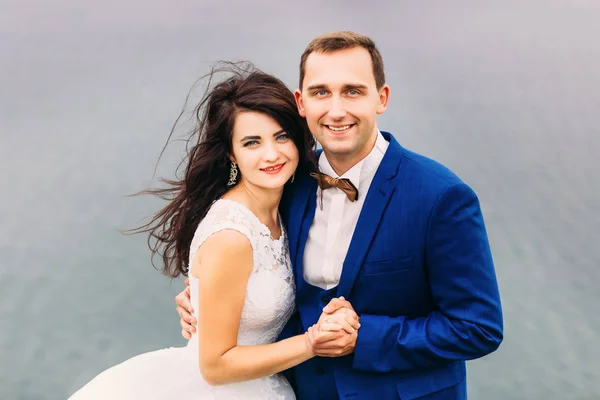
246,178,289,191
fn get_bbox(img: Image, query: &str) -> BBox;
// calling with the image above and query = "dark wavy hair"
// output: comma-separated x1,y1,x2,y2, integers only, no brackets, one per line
133,62,316,278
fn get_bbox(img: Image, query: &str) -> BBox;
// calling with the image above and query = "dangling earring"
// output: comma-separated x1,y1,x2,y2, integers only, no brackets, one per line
291,172,295,183
227,162,238,186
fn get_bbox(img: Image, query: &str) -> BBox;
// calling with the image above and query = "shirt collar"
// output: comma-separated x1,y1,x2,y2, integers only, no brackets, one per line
318,130,389,192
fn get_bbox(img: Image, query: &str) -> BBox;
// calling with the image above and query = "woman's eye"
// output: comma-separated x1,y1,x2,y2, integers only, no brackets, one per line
276,134,290,141
243,140,259,147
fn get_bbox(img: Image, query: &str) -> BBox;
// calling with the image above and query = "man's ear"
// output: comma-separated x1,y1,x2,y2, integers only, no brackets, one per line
376,84,390,115
294,89,306,117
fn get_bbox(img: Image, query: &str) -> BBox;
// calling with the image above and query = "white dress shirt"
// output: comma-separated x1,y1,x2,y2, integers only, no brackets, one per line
303,131,389,289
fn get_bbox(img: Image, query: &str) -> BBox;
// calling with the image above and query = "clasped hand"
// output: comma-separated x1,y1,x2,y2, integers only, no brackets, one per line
175,280,360,357
305,297,360,357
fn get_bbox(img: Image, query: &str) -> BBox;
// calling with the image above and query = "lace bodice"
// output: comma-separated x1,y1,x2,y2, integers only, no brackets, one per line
187,199,296,348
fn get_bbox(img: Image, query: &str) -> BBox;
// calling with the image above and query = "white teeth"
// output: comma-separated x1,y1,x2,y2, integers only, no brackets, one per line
327,125,351,131
263,165,282,171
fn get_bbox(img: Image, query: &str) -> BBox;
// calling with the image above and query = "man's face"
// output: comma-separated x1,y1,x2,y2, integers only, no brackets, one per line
295,47,389,172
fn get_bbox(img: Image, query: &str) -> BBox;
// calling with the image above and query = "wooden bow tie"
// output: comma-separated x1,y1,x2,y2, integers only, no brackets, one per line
310,172,359,202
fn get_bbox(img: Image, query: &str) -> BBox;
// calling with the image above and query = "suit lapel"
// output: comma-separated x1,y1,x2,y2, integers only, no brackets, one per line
336,132,403,298
286,171,318,290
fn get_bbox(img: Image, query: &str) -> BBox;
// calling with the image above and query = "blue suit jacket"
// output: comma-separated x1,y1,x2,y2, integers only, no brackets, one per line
279,132,503,400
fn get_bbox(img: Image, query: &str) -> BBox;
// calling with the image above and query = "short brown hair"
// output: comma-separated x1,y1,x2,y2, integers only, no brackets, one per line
299,31,386,90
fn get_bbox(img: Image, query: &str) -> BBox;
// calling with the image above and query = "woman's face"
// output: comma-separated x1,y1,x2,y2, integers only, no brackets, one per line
230,111,299,191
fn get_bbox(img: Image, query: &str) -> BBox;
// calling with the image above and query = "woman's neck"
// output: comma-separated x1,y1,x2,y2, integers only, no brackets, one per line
223,181,282,225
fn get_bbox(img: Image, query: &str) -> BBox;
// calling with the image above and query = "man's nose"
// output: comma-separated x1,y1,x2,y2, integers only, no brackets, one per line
327,96,347,119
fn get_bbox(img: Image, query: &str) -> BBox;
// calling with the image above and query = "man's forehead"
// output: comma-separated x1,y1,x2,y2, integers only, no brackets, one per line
302,48,376,87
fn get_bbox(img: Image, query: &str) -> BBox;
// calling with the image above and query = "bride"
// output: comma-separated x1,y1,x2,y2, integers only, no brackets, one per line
69,63,359,399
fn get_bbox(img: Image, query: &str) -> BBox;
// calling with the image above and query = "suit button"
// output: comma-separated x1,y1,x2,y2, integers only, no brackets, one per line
321,296,332,306
315,366,325,376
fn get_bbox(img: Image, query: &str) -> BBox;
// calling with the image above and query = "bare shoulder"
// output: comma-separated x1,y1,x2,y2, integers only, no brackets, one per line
190,229,253,278
201,229,252,255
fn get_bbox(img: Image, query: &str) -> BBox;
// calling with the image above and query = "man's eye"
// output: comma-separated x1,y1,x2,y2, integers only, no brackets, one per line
348,90,359,95
315,90,327,96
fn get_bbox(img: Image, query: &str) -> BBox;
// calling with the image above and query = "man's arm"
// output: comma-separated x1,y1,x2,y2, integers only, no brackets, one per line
351,182,503,373
176,278,196,340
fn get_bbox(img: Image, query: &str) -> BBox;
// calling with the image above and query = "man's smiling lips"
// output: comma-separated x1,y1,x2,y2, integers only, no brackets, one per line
324,124,355,133
260,163,285,174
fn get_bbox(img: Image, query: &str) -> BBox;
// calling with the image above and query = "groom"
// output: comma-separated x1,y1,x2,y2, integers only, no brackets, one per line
177,31,503,399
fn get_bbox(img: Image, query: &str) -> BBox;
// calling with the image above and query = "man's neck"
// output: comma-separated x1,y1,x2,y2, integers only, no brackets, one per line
324,131,378,176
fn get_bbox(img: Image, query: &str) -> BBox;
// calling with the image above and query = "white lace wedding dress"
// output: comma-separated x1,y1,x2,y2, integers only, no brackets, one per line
70,199,297,399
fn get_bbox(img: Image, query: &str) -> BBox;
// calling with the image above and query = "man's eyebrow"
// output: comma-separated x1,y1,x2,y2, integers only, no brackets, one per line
342,84,368,91
305,84,327,91
305,83,369,92
240,130,285,142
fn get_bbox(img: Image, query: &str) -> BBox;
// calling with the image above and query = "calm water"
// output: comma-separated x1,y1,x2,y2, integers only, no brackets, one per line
2,1,599,399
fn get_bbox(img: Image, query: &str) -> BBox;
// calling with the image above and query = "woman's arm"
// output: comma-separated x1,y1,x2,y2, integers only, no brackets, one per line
190,229,314,386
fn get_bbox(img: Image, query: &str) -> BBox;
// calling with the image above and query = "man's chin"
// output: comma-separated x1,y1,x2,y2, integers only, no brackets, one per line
321,144,356,157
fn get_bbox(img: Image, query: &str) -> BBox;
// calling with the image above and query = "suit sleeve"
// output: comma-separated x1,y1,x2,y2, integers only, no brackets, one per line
352,182,503,373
